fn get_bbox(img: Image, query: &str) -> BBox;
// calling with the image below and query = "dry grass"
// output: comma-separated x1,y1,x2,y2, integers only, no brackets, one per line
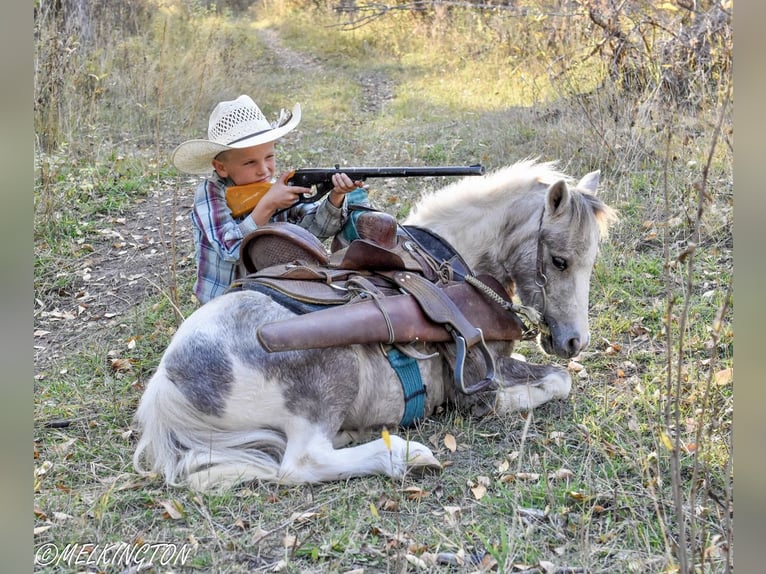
34,1,732,572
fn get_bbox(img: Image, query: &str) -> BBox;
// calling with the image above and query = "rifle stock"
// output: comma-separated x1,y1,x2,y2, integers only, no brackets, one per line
225,164,485,218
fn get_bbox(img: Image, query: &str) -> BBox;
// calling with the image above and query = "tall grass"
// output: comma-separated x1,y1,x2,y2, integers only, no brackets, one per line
34,1,732,572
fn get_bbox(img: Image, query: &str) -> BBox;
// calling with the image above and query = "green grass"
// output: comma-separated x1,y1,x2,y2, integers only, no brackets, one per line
34,2,732,573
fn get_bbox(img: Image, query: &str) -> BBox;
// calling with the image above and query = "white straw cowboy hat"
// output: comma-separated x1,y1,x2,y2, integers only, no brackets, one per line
172,95,301,175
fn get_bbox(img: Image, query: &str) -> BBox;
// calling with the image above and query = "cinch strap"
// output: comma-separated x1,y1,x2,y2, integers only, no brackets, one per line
386,347,426,427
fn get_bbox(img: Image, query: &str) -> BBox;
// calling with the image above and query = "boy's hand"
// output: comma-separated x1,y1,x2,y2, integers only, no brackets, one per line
250,171,311,225
328,173,366,208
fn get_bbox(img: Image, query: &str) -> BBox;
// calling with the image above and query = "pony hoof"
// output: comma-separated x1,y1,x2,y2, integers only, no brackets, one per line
406,447,442,473
407,454,444,474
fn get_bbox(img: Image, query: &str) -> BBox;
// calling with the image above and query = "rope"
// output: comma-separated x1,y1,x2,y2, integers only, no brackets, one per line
463,275,544,340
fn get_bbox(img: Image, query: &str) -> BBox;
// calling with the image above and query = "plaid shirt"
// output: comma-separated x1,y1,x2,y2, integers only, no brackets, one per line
190,173,349,304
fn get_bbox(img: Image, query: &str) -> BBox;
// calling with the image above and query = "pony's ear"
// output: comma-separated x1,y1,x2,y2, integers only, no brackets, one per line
577,170,600,194
546,180,570,216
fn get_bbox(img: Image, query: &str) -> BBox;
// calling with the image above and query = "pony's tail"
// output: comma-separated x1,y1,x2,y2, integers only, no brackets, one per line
132,368,286,491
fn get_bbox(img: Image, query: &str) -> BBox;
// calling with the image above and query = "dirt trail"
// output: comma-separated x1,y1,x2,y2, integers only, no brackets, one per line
34,191,195,374
33,28,394,376
257,27,394,113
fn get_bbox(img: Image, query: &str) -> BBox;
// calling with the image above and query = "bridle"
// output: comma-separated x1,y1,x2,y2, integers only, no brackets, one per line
467,207,550,341
532,208,549,329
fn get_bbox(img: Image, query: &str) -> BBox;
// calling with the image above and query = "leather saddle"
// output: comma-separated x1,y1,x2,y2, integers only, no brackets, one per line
230,210,524,394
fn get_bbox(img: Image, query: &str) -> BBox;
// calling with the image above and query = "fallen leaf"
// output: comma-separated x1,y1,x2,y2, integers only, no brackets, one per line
604,345,620,355
290,511,320,523
517,507,548,521
659,430,676,452
381,428,391,451
377,493,399,511
443,506,461,522
436,551,465,566
34,525,53,535
714,368,733,386
405,554,427,569
51,437,77,457
470,484,487,500
158,499,185,519
567,491,590,502
548,431,566,445
35,460,53,477
110,357,133,372
515,472,540,481
443,433,457,452
480,553,498,569
403,486,428,500
539,560,556,573
548,468,574,481
567,360,584,372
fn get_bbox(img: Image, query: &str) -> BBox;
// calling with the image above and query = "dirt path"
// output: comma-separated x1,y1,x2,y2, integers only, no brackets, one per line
33,190,195,374
257,27,394,113
33,28,395,377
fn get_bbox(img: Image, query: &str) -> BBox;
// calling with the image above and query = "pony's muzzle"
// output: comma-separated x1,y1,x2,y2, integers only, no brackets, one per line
542,322,590,359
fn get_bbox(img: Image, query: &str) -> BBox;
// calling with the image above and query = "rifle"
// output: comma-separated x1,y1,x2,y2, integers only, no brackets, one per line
225,164,485,218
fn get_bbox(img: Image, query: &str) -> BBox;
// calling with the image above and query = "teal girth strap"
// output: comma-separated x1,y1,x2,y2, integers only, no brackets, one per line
386,347,426,427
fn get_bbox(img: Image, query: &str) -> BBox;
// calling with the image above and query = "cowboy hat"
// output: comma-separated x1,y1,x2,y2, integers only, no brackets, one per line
172,95,301,175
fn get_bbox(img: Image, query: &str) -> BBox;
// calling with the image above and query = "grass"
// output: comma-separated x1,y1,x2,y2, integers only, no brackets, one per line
34,1,732,573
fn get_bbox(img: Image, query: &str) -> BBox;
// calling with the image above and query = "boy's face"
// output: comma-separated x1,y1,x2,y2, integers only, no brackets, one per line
212,141,277,186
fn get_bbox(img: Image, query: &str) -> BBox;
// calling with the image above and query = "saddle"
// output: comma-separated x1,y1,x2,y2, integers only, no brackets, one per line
230,210,524,394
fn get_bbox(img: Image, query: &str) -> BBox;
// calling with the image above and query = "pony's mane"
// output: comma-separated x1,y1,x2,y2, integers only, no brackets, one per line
408,158,617,239
416,158,566,207
579,192,618,239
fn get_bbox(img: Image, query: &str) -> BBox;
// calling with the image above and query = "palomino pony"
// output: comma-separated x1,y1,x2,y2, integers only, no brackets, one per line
133,159,617,490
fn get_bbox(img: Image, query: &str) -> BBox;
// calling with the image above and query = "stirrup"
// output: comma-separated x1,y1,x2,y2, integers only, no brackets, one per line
452,328,497,395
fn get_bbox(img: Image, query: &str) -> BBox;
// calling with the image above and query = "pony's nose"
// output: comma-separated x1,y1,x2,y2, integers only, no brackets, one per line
566,333,590,357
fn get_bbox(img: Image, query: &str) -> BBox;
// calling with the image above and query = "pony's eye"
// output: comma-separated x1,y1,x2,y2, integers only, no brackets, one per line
551,256,568,271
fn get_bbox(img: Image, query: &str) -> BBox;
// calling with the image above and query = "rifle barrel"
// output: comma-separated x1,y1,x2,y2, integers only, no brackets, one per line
296,164,485,180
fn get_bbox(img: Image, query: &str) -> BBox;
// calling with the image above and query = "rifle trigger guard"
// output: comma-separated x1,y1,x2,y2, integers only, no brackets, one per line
452,329,497,395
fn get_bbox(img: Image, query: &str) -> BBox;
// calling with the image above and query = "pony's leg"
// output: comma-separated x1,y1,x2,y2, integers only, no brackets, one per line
279,419,441,483
332,429,375,448
494,356,572,413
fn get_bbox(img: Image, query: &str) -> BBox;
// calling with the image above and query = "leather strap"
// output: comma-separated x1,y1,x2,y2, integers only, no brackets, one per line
390,271,497,395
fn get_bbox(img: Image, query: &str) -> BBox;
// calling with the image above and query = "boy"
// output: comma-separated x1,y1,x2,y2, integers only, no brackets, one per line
172,95,366,304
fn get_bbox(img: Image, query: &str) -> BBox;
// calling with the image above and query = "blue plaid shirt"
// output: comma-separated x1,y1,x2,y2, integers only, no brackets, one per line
190,173,356,304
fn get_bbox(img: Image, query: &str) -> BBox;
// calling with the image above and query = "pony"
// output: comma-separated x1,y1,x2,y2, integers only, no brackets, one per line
133,159,617,491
